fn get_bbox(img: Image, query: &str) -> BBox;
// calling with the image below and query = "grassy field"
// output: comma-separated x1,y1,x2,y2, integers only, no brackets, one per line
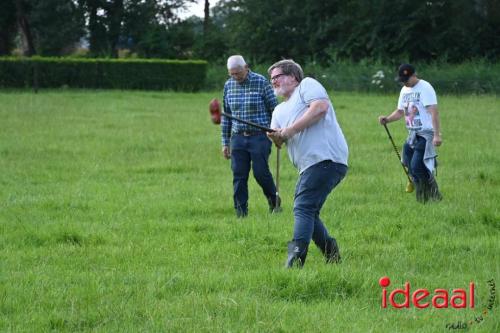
0,90,498,332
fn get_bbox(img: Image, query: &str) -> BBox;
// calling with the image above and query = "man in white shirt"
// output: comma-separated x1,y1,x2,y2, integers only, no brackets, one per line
378,64,442,203
267,59,349,268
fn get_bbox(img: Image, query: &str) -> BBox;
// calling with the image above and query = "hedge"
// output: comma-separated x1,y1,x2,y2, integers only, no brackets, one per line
205,61,500,94
0,57,208,91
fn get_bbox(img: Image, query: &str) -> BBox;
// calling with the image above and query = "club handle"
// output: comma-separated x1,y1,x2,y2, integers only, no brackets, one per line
222,112,275,132
383,123,413,183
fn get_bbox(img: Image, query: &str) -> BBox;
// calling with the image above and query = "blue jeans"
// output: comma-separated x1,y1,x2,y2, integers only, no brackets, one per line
231,133,277,215
293,160,347,244
403,136,429,182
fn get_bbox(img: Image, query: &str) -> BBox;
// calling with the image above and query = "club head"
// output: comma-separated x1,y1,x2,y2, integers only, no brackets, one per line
209,98,221,124
406,181,414,193
272,196,282,213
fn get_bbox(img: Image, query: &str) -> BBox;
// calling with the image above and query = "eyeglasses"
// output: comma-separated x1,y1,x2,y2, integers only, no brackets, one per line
270,73,287,82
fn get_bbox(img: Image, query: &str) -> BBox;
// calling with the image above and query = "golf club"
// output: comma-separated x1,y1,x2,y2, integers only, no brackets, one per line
221,112,275,133
383,123,414,193
273,147,282,213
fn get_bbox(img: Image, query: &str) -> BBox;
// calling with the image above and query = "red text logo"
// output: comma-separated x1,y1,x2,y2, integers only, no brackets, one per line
379,276,475,309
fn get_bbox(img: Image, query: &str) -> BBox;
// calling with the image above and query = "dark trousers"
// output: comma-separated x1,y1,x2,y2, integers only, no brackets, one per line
230,133,277,215
293,160,347,244
403,136,429,182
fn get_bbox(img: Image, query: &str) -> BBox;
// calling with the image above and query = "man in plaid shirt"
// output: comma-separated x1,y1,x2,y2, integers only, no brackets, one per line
221,55,279,218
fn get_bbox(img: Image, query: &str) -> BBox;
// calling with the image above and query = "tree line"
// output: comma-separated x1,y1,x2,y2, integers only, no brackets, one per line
1,0,498,65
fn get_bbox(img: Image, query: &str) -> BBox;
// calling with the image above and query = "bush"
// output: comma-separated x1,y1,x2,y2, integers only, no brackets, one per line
204,60,500,94
303,60,500,94
0,57,208,91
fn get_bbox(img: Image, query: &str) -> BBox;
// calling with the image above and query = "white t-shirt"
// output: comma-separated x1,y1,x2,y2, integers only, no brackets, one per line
397,79,437,131
271,78,348,173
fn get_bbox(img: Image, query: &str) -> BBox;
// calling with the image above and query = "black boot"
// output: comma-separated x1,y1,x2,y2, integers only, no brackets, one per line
286,240,309,268
415,179,429,203
235,202,248,218
267,195,282,213
428,177,442,202
415,178,442,204
319,237,341,263
236,209,248,218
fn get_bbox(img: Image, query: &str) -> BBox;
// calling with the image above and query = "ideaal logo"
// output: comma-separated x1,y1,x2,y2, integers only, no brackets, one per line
378,277,496,329
446,279,496,330
379,276,475,309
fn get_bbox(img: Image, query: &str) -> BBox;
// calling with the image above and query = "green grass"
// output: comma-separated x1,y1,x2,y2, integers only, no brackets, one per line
0,90,499,332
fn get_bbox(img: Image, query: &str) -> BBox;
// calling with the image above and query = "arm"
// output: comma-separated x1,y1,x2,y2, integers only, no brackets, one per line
221,85,232,159
280,99,329,139
427,104,442,146
378,109,404,125
267,131,285,148
267,107,284,148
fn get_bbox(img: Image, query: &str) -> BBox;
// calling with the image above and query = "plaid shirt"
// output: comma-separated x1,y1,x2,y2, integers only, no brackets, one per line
221,71,278,146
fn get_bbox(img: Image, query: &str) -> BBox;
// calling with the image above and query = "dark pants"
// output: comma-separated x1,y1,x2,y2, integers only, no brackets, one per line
230,132,277,216
403,136,442,203
403,136,429,182
293,160,347,244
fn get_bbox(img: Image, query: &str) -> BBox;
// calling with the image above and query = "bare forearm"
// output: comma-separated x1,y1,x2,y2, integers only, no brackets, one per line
386,109,404,122
379,109,403,125
428,105,441,134
428,105,442,146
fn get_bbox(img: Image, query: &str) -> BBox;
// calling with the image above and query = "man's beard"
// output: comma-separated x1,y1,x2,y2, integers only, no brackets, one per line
273,79,295,97
274,86,285,97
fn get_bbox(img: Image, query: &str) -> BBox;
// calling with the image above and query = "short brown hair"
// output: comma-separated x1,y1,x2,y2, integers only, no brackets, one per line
268,59,304,82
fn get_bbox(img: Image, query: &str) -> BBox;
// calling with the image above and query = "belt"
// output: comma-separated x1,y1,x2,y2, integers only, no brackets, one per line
233,130,264,137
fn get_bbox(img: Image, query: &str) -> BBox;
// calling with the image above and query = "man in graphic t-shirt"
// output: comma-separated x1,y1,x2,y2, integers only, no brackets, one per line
378,64,442,203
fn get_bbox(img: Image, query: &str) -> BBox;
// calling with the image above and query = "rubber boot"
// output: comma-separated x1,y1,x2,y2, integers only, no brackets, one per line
236,209,248,218
416,178,442,204
235,201,248,218
286,240,309,268
319,237,341,263
415,179,428,203
428,177,443,202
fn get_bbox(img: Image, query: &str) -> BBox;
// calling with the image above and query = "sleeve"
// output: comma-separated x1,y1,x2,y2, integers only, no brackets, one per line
300,78,329,104
270,105,281,129
421,83,437,107
397,89,404,110
221,84,231,147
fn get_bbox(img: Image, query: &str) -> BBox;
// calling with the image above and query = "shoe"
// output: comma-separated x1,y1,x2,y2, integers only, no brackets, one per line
415,179,429,203
323,237,341,263
415,177,442,203
286,240,309,268
268,195,282,213
236,209,248,218
428,177,443,202
271,206,282,213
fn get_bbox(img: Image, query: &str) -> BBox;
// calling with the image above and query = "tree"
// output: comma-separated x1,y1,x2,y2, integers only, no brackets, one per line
212,0,499,64
7,0,85,56
16,0,36,56
107,0,124,58
80,0,115,57
28,0,84,56
0,0,17,55
203,0,210,35
79,0,196,58
475,0,500,60
220,0,310,63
